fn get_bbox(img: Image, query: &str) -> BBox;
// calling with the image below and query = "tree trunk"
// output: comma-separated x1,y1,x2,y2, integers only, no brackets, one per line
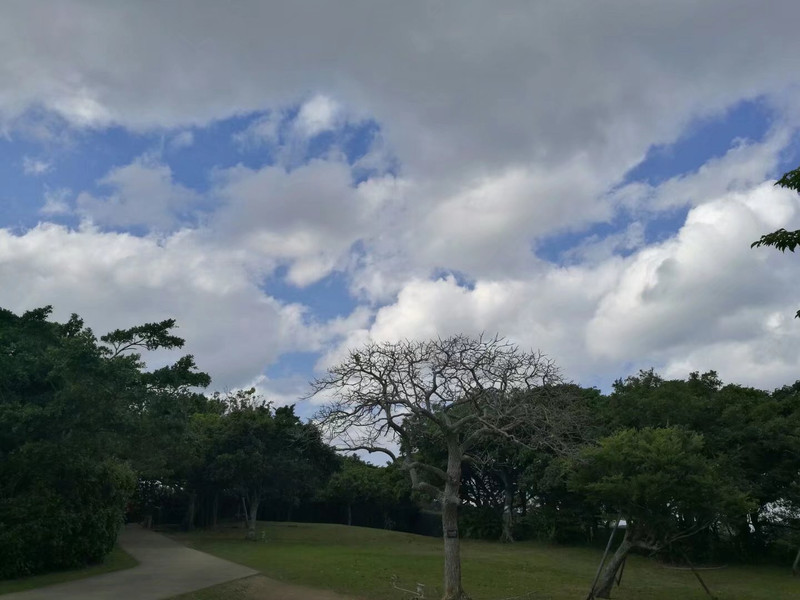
792,546,800,576
500,473,514,543
212,492,219,528
347,502,352,526
594,530,633,599
184,491,196,531
246,494,260,541
442,441,468,600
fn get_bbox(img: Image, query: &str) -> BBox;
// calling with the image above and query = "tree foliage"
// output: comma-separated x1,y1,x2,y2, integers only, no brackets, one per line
0,306,212,578
206,390,336,539
572,426,750,598
0,307,137,577
751,164,800,317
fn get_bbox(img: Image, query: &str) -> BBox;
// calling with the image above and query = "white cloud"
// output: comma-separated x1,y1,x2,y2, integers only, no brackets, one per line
322,180,800,391
611,127,792,214
212,159,394,286
3,3,800,395
40,187,71,215
559,221,646,266
168,130,194,150
293,94,341,138
22,155,51,175
232,111,283,148
586,183,800,362
76,155,198,230
0,223,323,390
2,2,798,179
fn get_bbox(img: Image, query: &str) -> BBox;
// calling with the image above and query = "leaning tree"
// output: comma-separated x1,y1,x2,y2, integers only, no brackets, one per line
311,334,572,600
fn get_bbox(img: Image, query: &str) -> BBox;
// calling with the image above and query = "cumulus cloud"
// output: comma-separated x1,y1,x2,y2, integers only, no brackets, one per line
40,187,71,215
0,223,322,390
232,111,283,148
293,94,341,138
3,2,800,396
22,155,51,175
212,159,395,286
328,180,800,390
586,183,800,363
76,155,198,230
1,2,799,177
168,130,194,150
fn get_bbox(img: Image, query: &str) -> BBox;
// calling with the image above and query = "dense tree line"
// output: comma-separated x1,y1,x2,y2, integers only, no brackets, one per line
314,338,800,600
3,307,799,600
427,369,800,597
418,368,800,566
0,307,340,578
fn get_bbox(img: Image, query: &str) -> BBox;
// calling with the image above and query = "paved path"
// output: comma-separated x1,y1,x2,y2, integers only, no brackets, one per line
2,525,258,600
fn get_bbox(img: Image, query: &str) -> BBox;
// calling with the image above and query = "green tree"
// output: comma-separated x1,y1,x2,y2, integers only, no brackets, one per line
0,306,210,578
0,307,136,577
571,427,750,599
604,370,800,558
319,455,410,526
209,392,334,540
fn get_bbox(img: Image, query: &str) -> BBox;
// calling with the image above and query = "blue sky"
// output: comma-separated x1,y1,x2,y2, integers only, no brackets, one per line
2,2,800,413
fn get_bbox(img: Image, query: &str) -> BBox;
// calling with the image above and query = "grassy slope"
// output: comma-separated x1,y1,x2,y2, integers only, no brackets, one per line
0,546,138,596
171,522,799,600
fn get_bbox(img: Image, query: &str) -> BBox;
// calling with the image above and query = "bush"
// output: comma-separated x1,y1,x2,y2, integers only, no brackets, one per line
0,456,135,579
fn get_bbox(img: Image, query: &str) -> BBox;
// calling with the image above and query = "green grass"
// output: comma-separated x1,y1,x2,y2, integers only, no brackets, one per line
171,522,800,600
0,546,138,596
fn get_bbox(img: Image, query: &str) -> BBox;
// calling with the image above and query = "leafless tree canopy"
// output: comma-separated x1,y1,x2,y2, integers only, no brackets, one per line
310,334,583,600
311,334,574,463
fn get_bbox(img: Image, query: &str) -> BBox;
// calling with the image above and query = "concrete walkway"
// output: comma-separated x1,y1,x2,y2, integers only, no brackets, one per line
2,525,258,600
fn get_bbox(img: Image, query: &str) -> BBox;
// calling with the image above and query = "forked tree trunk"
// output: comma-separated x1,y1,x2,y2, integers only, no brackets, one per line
442,441,468,600
594,530,633,599
246,494,260,541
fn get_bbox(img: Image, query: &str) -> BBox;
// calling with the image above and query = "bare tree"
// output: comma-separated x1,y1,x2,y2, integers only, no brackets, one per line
311,334,564,600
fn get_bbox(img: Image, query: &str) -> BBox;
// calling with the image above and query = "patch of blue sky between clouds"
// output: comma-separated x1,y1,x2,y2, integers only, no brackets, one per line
776,129,800,177
265,351,320,381
2,99,392,244
265,266,359,322
430,268,476,291
263,351,321,416
624,98,774,186
536,99,776,265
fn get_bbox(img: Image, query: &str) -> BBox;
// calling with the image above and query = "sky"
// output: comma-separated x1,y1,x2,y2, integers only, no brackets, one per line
2,1,800,415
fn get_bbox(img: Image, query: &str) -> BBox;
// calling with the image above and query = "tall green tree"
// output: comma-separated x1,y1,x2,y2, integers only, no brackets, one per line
209,391,335,540
0,306,210,578
604,369,800,557
571,427,750,599
319,455,410,527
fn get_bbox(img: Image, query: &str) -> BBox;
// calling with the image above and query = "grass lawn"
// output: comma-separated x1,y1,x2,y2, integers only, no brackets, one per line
171,522,799,600
0,546,138,596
